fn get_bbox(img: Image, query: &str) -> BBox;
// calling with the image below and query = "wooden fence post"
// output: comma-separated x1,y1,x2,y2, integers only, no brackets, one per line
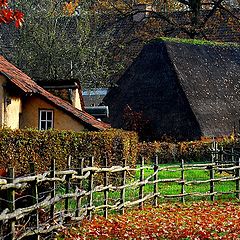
65,156,71,223
30,162,40,240
6,167,15,240
210,165,215,201
153,155,158,207
236,157,240,199
231,148,235,163
180,159,185,204
76,157,84,217
103,157,108,218
214,141,218,163
87,156,94,219
220,147,224,163
139,156,144,210
120,158,127,215
50,159,56,222
211,141,215,163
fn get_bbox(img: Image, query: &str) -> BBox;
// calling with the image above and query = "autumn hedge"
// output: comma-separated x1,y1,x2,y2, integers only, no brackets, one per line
138,138,236,164
0,128,237,175
0,129,138,176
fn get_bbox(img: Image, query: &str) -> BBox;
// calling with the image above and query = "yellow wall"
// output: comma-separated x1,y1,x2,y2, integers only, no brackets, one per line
5,97,22,129
21,96,86,131
0,75,22,129
0,74,87,131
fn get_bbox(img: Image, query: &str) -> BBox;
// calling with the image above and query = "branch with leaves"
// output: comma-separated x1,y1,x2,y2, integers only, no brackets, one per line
10,0,121,88
95,0,239,39
0,0,24,27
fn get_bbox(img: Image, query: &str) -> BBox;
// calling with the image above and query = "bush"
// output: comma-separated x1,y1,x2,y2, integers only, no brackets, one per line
0,128,237,174
138,141,178,164
138,138,237,164
0,129,138,176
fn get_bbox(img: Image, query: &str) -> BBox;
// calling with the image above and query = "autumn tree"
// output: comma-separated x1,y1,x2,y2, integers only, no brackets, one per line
123,105,153,141
95,0,239,39
87,0,239,85
11,0,120,88
0,0,24,27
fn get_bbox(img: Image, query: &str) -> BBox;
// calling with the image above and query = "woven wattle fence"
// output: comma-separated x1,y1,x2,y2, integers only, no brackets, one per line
0,152,240,239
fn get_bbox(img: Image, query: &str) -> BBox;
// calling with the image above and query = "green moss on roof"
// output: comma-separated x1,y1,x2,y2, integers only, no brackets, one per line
156,37,240,48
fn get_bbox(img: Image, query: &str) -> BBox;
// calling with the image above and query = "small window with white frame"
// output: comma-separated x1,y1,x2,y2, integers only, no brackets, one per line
39,109,54,130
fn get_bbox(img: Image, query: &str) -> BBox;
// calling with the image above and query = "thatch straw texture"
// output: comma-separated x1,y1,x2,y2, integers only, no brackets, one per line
104,40,240,140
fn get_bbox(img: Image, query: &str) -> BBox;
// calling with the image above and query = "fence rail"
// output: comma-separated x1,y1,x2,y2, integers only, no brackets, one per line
0,153,240,239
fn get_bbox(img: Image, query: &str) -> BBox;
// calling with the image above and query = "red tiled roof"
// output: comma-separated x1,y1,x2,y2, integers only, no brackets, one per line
0,56,110,130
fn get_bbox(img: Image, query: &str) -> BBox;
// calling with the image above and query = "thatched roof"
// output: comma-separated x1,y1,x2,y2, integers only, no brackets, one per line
104,39,240,140
0,9,239,85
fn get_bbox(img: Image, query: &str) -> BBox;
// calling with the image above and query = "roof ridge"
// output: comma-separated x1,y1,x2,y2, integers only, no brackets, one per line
156,37,240,48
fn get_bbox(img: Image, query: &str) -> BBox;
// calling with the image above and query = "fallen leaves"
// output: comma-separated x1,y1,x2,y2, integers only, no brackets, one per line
59,201,240,239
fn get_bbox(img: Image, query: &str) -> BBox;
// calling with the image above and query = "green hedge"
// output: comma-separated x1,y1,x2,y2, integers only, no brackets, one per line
0,129,138,176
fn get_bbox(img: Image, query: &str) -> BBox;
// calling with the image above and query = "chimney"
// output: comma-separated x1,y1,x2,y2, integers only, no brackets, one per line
40,80,84,111
70,84,83,110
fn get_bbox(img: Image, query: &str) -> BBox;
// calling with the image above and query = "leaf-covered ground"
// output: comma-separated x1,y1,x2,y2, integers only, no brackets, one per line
59,201,240,240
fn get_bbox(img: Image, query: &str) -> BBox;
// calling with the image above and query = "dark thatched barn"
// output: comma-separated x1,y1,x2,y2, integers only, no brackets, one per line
103,39,240,141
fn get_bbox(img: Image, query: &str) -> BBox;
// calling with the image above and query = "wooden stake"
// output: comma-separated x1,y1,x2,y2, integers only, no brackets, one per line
50,159,56,222
153,155,158,207
181,159,185,204
220,147,224,163
76,157,84,217
65,156,71,223
236,157,240,199
139,156,144,210
6,167,15,240
210,165,215,201
215,142,218,163
120,158,127,215
231,148,234,163
87,156,94,219
103,158,108,218
30,162,40,240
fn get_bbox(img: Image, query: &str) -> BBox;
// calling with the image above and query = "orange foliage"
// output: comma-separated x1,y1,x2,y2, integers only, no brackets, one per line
94,0,239,41
0,0,24,27
64,0,80,15
95,0,182,12
0,168,7,177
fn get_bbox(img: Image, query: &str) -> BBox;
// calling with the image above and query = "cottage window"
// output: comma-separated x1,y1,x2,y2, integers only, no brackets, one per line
39,110,54,130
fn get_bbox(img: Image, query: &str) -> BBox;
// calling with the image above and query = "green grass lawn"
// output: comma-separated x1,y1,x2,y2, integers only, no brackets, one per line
128,164,236,203
55,163,238,215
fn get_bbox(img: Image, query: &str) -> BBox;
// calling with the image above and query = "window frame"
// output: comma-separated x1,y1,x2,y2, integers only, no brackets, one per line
38,109,54,130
